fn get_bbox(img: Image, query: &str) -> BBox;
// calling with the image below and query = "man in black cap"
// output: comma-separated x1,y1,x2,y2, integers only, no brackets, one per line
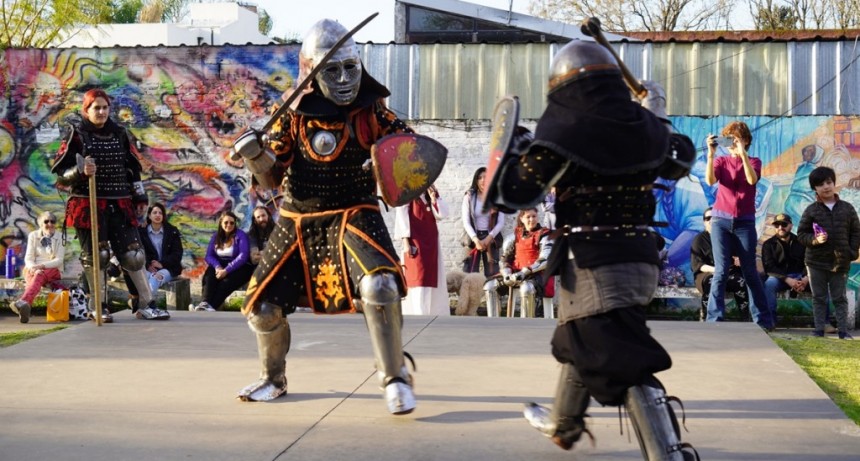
761,212,810,325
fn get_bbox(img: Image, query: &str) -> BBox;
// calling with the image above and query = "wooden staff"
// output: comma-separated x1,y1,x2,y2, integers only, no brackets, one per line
580,17,647,99
86,157,102,327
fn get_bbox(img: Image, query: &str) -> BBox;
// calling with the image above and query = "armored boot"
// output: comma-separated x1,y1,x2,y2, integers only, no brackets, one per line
83,262,112,324
625,377,699,460
524,363,591,450
126,268,170,320
542,297,555,319
519,281,538,318
360,272,416,415
483,278,502,317
237,302,290,402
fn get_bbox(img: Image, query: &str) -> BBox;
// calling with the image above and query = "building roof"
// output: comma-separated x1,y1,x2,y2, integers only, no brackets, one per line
397,0,628,42
620,29,860,43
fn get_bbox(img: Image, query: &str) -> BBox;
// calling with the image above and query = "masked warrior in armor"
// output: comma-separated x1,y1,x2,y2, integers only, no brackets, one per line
52,88,170,323
486,41,698,459
232,19,416,415
483,207,554,318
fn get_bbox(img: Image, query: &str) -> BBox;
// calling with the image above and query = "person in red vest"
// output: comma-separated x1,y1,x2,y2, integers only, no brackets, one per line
394,185,450,316
483,208,554,318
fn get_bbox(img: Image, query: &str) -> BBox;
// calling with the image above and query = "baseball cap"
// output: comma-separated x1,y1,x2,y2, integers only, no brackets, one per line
772,213,792,225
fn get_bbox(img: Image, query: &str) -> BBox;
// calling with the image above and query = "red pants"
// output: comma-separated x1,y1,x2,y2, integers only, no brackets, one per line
20,267,62,304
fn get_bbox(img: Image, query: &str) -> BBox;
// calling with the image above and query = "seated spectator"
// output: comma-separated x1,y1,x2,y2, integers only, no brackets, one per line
762,213,810,326
194,210,252,312
247,206,273,267
691,208,750,321
139,203,184,296
12,212,64,323
483,208,554,318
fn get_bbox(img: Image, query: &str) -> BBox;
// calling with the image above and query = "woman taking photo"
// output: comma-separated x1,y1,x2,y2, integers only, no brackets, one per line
704,121,773,329
194,210,251,311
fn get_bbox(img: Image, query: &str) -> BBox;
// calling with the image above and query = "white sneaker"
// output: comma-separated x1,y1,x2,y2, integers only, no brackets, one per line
194,302,216,312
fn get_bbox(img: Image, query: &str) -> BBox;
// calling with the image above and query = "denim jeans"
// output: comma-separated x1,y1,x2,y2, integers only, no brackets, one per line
706,217,773,328
147,269,173,296
806,266,850,333
763,272,804,321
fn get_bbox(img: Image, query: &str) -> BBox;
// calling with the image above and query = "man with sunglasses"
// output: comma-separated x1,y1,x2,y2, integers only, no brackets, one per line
762,213,809,326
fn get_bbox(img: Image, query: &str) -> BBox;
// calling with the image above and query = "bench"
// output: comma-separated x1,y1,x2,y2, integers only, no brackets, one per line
0,277,80,305
106,277,192,311
654,285,856,330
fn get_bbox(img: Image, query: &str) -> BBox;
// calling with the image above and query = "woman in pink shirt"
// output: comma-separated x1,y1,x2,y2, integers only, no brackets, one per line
703,121,774,329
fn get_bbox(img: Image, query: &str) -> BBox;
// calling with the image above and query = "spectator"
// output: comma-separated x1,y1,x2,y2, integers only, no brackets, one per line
50,87,168,322
796,166,858,340
195,210,252,312
461,167,505,277
483,208,554,318
247,206,273,267
139,203,184,296
394,184,450,316
761,213,810,326
12,211,64,323
541,187,557,230
703,122,773,329
690,207,750,322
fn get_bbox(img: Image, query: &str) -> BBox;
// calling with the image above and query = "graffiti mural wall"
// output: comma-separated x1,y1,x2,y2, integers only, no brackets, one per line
0,45,299,277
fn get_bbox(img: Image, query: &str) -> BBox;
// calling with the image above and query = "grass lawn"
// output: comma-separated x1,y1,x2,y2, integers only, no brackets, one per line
771,332,860,425
0,325,68,348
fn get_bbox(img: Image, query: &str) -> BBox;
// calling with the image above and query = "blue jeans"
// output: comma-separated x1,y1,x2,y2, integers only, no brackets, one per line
706,217,773,328
764,272,804,320
147,269,173,295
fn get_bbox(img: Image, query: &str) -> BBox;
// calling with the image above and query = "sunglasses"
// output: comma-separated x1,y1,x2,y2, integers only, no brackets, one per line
43,219,56,224
222,220,236,225
703,216,712,221
774,222,790,228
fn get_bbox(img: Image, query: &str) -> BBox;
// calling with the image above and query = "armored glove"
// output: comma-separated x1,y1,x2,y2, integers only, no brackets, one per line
131,181,148,205
231,128,276,188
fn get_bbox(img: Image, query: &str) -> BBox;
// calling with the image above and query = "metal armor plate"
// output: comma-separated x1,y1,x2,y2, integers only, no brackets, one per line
481,95,520,209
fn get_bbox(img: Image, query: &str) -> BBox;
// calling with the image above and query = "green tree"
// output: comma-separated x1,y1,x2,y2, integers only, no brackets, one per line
109,0,145,24
258,8,272,35
0,0,113,48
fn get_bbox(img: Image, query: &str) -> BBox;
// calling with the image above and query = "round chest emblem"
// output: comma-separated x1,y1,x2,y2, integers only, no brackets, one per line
311,131,337,156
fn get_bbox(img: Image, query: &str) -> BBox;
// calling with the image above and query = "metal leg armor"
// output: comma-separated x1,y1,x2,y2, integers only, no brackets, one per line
524,363,591,450
483,278,502,317
237,302,290,402
519,281,538,318
360,272,416,415
625,377,699,461
120,245,170,320
82,255,112,324
542,297,555,319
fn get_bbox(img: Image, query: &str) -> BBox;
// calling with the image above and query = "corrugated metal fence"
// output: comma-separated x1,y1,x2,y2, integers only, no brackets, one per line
361,40,860,119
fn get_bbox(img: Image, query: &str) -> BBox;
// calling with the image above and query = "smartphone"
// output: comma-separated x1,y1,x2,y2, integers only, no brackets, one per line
713,136,734,148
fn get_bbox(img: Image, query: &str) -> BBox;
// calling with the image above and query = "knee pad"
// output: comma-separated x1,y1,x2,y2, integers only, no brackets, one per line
248,302,285,333
359,272,400,306
118,245,146,271
98,243,112,268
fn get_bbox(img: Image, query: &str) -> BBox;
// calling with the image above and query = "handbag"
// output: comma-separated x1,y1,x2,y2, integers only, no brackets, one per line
68,285,91,320
46,289,70,322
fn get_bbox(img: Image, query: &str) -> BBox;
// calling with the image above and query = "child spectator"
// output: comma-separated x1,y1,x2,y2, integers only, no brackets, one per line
796,167,858,340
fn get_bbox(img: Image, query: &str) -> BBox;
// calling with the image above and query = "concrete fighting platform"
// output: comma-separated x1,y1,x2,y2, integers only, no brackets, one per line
1,311,858,461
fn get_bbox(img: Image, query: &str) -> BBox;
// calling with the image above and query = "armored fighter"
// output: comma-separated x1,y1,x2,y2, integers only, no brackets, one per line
232,18,430,415
484,40,698,459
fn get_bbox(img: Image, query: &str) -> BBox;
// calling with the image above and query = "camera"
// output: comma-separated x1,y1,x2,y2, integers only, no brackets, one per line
712,136,735,148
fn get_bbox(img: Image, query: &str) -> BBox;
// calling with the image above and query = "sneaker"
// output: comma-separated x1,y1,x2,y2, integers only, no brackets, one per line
811,330,825,337
194,302,216,312
136,301,169,320
838,331,854,340
824,324,838,334
11,300,31,324
88,307,113,324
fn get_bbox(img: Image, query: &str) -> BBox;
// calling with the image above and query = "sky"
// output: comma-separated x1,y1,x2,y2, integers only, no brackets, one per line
250,0,532,43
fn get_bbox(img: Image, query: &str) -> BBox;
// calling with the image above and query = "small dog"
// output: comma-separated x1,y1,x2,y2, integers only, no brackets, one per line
447,270,486,316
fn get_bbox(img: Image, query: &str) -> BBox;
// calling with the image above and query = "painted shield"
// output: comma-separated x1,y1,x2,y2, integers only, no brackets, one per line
481,96,520,209
372,133,448,207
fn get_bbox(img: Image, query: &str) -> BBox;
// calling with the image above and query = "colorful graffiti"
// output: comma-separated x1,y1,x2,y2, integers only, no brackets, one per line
0,45,299,276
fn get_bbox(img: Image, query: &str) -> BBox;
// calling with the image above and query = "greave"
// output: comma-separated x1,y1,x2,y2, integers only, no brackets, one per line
484,279,501,317
542,297,555,319
84,266,106,311
364,300,409,386
126,268,154,306
519,282,537,318
256,320,291,388
624,377,696,461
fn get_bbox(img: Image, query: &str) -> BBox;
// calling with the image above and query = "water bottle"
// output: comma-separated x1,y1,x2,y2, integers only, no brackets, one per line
5,248,14,278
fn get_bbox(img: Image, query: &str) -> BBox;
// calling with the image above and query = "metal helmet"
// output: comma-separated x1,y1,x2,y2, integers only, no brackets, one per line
300,19,363,106
547,39,621,93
